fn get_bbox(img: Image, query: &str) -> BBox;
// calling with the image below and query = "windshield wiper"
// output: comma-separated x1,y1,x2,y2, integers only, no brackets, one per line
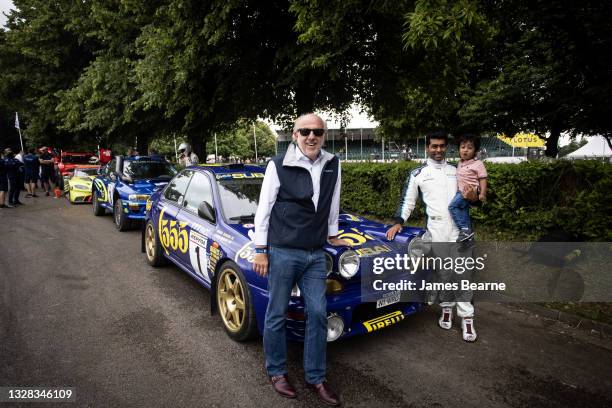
229,213,255,221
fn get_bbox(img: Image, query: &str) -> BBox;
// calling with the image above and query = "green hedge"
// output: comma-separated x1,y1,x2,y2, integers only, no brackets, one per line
341,160,612,241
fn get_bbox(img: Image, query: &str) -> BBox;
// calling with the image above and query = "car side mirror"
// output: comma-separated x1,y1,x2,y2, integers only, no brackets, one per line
197,201,216,223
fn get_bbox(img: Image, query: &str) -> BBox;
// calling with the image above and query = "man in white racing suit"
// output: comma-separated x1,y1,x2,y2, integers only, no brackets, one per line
178,142,199,167
386,130,478,342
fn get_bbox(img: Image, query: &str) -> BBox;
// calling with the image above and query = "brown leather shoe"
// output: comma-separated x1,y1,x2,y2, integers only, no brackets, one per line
308,381,340,406
269,375,297,399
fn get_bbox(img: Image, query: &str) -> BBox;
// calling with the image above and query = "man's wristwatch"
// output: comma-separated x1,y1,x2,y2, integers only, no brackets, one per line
255,247,268,254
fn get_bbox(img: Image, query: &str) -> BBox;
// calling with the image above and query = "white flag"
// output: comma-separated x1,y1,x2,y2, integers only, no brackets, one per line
15,112,20,129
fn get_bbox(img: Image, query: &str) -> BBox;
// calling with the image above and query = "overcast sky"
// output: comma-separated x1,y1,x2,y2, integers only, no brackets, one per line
0,0,13,27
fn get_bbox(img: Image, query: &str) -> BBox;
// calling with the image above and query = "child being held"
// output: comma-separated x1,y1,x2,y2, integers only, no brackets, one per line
449,134,488,242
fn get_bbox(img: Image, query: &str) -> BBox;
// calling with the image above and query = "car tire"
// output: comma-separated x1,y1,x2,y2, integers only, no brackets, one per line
215,261,258,342
144,220,167,266
92,188,105,216
113,199,130,231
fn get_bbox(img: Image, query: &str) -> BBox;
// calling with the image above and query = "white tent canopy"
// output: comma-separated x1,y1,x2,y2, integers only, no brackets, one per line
565,136,611,160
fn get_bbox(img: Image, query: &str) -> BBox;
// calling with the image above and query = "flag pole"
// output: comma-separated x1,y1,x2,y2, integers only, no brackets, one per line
214,133,218,163
173,133,178,162
253,123,258,163
17,128,24,152
15,112,24,152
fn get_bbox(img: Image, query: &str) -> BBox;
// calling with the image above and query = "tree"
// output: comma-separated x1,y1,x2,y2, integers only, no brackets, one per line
290,0,496,142
56,1,168,154
557,138,588,158
0,0,96,147
135,0,361,157
214,120,276,161
406,0,612,156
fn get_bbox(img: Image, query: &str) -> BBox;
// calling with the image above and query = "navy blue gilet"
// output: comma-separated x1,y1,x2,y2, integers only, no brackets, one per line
267,150,339,250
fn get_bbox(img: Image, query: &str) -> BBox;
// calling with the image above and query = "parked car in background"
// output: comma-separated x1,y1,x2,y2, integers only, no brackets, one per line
54,150,99,189
65,165,100,204
93,155,177,231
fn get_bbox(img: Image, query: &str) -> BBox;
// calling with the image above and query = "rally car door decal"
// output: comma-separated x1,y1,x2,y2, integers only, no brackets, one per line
107,182,115,205
188,229,209,281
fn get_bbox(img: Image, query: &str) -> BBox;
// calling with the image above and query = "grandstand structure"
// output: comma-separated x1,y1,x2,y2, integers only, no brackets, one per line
276,128,523,161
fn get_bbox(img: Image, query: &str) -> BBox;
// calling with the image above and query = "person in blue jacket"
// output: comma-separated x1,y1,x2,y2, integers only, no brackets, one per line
0,150,8,208
23,147,40,197
4,148,24,206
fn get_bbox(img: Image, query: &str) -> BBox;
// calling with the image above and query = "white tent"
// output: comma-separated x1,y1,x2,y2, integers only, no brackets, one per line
565,136,612,160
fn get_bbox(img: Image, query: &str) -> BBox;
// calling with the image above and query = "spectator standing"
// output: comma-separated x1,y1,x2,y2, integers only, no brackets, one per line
14,149,25,192
39,147,55,196
0,150,8,208
4,148,24,206
23,147,40,197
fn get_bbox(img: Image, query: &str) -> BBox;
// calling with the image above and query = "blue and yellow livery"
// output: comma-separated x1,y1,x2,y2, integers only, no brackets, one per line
141,163,427,342
92,155,177,231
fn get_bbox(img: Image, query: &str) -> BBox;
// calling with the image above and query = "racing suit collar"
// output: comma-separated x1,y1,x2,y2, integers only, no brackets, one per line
427,158,447,169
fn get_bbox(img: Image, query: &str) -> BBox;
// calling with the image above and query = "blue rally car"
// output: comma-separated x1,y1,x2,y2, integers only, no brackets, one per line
142,164,430,342
92,155,177,230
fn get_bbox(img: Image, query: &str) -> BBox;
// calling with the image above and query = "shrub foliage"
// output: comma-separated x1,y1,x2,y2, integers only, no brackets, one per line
341,161,611,241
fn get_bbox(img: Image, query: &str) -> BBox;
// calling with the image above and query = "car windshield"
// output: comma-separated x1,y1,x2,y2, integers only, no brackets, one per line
123,160,177,180
218,178,262,223
62,154,94,164
74,168,98,177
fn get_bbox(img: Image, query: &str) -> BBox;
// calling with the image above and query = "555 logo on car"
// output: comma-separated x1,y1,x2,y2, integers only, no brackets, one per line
158,208,188,254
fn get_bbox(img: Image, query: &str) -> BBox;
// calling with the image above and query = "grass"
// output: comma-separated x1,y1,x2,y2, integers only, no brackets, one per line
542,302,612,326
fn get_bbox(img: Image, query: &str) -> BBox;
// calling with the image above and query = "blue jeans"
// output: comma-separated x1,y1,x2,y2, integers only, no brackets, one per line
448,191,472,231
264,246,328,384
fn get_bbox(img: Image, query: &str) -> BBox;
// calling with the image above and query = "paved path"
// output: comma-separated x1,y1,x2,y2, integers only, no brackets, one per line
1,196,611,407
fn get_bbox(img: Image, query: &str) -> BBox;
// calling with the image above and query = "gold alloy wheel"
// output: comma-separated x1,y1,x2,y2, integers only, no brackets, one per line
145,223,156,261
217,268,246,332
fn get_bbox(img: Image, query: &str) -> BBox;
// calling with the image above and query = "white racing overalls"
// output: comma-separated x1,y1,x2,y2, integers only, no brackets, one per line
394,158,474,317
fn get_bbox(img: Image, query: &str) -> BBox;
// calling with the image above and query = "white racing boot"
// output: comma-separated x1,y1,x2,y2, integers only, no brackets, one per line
462,317,477,342
438,307,453,330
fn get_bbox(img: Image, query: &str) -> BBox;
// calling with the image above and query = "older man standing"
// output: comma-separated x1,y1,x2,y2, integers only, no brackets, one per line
386,130,478,342
253,113,348,405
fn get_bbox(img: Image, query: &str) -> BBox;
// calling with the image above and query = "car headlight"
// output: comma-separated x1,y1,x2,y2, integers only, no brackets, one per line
327,314,344,342
407,231,432,259
325,252,334,276
129,194,150,202
72,184,90,191
338,250,360,279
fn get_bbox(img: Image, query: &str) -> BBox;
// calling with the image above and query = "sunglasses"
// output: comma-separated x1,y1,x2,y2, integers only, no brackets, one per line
297,128,325,137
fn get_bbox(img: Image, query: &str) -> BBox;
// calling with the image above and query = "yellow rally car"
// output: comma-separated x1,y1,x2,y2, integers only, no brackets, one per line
65,166,100,204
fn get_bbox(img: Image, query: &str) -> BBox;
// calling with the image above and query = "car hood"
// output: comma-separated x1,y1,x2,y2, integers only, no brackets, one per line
226,213,423,250
126,178,170,195
69,176,94,185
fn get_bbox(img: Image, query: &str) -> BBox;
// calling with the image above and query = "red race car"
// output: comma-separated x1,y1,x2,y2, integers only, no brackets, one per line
54,150,99,189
